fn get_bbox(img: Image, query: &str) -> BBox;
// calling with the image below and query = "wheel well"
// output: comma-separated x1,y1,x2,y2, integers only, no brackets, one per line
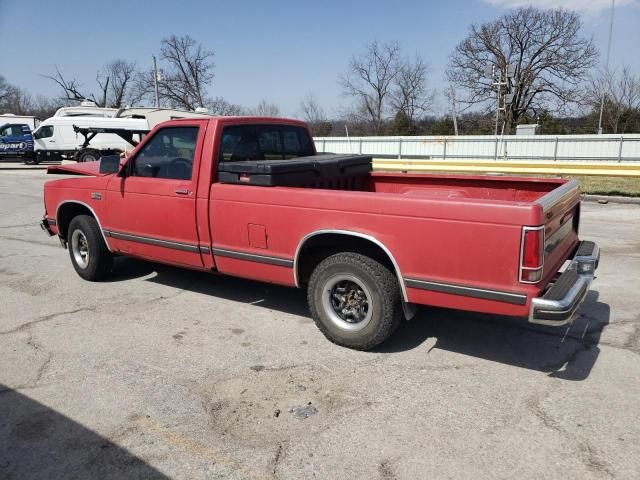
296,233,398,287
56,203,94,239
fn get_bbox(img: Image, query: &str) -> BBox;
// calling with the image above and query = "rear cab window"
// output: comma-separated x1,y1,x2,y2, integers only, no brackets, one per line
219,125,313,163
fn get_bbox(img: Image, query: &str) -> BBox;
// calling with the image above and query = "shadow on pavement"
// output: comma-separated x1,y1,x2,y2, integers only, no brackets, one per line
377,290,610,381
111,258,610,381
111,257,310,317
0,385,168,480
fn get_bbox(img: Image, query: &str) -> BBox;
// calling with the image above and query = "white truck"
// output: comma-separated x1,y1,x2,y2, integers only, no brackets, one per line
31,106,212,164
32,116,149,163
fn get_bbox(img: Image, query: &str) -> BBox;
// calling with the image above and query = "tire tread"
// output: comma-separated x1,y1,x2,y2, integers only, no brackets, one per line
308,252,402,350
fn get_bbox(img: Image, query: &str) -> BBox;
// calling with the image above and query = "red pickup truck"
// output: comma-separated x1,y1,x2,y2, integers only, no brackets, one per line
41,116,600,350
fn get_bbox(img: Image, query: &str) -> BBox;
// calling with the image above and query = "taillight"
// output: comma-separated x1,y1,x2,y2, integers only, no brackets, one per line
520,226,544,283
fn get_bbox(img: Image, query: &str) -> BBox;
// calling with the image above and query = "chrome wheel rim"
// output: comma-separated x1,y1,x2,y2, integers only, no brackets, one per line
71,229,90,269
321,274,373,332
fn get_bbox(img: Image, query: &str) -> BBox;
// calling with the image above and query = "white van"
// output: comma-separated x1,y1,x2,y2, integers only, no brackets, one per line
32,116,148,163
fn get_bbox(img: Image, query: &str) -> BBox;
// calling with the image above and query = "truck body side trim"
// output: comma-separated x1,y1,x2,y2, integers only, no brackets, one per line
103,230,201,253
405,278,528,305
211,248,294,267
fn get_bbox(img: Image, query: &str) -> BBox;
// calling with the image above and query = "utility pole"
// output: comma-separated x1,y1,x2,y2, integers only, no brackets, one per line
450,86,459,136
485,63,515,136
598,0,615,135
490,65,509,136
152,55,160,108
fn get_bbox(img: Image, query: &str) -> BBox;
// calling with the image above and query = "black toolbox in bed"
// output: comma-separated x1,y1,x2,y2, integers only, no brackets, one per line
217,154,372,187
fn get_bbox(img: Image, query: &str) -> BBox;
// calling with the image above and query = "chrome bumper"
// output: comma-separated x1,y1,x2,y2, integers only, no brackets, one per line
529,241,600,326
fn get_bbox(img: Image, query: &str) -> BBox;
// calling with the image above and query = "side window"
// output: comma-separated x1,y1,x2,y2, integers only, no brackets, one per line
33,125,54,139
131,127,198,180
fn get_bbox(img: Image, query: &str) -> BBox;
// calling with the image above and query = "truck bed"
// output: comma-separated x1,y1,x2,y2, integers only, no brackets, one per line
368,172,565,203
216,153,565,203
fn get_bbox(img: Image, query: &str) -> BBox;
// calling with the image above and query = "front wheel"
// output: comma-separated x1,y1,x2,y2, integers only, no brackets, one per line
67,215,113,281
308,252,403,350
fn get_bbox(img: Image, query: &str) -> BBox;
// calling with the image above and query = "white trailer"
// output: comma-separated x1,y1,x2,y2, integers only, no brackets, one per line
0,114,40,130
115,107,211,127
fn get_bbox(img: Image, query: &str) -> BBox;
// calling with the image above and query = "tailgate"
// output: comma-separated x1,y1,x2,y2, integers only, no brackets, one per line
538,180,581,277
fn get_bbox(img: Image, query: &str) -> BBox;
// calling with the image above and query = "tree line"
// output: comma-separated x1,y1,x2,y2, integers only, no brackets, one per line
1,7,639,136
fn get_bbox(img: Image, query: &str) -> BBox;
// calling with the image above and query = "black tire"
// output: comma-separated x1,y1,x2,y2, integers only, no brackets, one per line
308,252,403,350
24,156,37,165
77,149,101,163
67,215,113,281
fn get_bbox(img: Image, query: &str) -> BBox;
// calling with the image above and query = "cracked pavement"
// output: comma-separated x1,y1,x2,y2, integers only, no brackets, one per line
0,168,639,479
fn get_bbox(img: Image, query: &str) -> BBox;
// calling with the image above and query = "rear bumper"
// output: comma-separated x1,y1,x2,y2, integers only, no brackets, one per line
529,241,600,326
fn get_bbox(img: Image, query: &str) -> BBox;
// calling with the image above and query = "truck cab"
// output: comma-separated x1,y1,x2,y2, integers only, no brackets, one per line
0,116,37,163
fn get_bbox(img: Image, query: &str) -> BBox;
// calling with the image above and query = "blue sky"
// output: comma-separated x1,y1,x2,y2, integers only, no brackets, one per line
1,0,639,116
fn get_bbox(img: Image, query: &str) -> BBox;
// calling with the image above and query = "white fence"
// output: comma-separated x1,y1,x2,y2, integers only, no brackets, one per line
313,134,640,162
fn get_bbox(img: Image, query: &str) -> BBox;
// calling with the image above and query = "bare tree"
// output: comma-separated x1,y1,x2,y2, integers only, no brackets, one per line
586,66,640,133
97,60,138,107
208,96,243,116
447,7,598,132
340,41,401,134
44,66,90,104
0,75,16,104
156,35,215,110
45,60,138,108
299,92,326,124
29,95,59,120
251,100,280,117
391,54,434,132
0,87,35,115
299,92,332,135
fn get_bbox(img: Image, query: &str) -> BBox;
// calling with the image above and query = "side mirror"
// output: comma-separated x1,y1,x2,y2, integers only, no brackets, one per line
99,155,122,175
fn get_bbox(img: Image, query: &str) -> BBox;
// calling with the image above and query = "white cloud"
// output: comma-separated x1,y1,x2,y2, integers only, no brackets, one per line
482,0,638,15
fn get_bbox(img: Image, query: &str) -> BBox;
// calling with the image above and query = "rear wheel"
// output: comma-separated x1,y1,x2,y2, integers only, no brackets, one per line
308,252,403,350
77,149,100,163
68,215,113,281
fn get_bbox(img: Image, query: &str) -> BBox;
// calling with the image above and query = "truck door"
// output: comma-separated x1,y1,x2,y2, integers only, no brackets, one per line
33,124,56,152
104,122,207,269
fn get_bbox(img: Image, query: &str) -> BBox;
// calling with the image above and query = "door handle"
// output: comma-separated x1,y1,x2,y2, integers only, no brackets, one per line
175,188,191,195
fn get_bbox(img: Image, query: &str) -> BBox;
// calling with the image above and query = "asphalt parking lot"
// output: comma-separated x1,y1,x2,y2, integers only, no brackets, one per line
1,167,639,480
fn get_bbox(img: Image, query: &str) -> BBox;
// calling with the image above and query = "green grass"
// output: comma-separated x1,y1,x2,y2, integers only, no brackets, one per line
419,170,640,197
564,175,640,197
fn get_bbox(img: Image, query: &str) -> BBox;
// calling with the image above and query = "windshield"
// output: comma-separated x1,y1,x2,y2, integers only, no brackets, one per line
0,124,26,137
